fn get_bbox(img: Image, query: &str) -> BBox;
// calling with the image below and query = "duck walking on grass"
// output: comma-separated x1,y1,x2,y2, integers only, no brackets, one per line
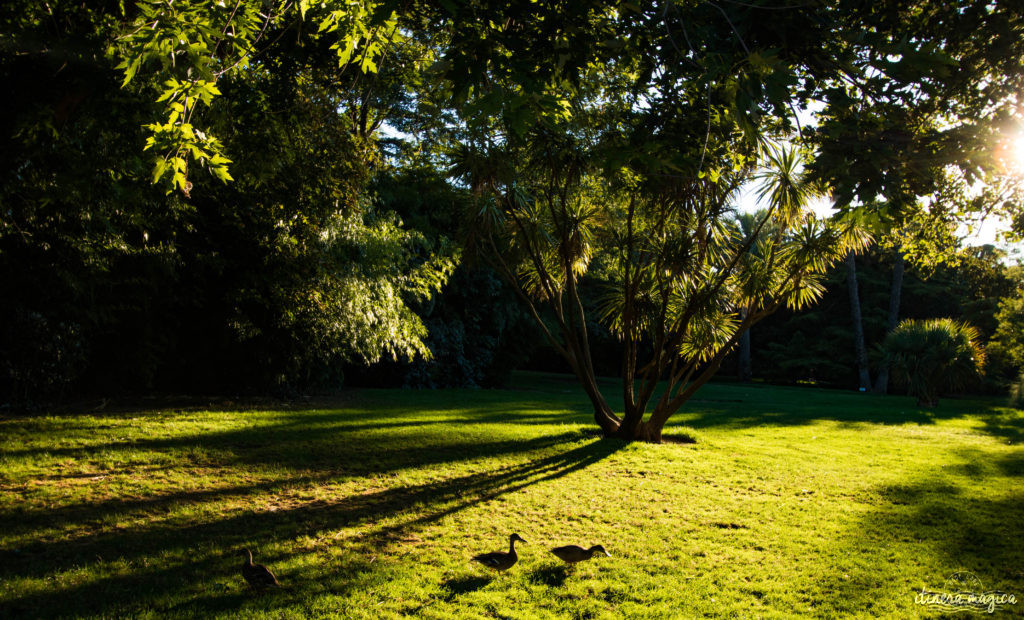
239,548,280,589
472,533,525,572
550,544,611,566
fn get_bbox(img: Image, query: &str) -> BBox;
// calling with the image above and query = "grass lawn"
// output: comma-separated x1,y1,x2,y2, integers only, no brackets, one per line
1,372,1022,618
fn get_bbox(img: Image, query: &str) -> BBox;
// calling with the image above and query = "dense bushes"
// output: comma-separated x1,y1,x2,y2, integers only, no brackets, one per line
744,246,1020,392
0,5,451,405
882,318,986,406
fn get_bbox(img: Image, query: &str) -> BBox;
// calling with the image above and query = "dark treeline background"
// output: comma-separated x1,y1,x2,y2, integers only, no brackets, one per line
368,239,1022,393
3,57,1022,403
741,245,1021,393
3,3,1024,407
2,3,450,403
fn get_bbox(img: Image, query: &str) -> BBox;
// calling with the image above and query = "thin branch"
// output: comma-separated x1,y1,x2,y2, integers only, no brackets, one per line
708,1,750,55
219,1,244,41
696,80,712,182
214,3,284,78
662,1,699,68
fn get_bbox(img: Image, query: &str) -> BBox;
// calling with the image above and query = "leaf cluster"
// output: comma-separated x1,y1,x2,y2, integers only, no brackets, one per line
882,317,986,405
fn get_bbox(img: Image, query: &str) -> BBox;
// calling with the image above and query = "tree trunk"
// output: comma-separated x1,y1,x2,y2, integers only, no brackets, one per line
873,250,905,394
738,309,752,382
613,418,663,442
613,405,643,439
845,252,871,391
593,405,620,435
574,366,619,436
637,420,663,443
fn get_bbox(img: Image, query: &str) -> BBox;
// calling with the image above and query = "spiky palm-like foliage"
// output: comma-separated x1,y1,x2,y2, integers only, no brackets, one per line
882,318,986,407
455,122,871,441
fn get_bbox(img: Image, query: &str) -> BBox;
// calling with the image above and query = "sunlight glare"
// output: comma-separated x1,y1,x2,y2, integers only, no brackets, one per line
1013,133,1024,172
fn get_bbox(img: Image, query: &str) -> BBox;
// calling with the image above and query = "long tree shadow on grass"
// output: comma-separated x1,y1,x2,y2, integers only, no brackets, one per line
1,402,593,463
0,428,588,569
0,432,624,617
810,452,1024,616
658,382,1024,442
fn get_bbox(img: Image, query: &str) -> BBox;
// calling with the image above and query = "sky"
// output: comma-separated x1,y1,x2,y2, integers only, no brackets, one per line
381,109,1023,262
735,179,1015,244
731,104,1024,261
735,178,1023,263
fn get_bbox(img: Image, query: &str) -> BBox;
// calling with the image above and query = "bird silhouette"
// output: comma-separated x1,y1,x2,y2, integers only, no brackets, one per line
238,548,280,589
471,533,525,571
550,544,611,566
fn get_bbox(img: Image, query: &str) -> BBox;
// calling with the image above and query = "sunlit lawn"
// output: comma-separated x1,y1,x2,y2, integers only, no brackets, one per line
1,372,1022,618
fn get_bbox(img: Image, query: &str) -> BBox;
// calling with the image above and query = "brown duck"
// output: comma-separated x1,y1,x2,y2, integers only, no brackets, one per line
471,533,525,571
239,548,280,589
550,544,611,565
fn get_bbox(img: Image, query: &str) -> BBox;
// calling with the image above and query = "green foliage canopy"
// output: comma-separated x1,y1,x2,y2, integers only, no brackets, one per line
0,1,453,402
991,286,1024,376
6,0,1024,415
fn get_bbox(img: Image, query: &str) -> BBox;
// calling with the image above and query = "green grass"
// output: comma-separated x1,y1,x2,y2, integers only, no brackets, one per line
1,372,1022,618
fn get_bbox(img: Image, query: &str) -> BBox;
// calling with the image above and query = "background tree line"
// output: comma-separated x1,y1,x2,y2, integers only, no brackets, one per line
739,243,1023,393
1,2,456,403
3,1,1024,433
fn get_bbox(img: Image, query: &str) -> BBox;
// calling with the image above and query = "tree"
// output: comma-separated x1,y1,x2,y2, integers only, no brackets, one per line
872,249,906,394
808,2,1024,229
0,2,453,403
186,34,457,386
350,165,540,389
434,0,1021,436
0,1,184,400
457,124,867,440
93,0,1024,432
752,242,1017,391
991,286,1024,379
845,252,872,391
882,318,985,407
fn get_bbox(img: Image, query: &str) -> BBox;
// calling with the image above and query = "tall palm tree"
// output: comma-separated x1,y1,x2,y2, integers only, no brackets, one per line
845,251,872,390
873,248,906,394
733,210,769,382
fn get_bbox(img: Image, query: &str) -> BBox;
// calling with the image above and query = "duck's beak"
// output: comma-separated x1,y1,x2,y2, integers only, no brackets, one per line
603,549,612,556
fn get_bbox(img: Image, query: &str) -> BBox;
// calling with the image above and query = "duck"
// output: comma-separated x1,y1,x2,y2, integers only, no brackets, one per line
550,544,611,565
238,548,280,589
471,533,525,571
